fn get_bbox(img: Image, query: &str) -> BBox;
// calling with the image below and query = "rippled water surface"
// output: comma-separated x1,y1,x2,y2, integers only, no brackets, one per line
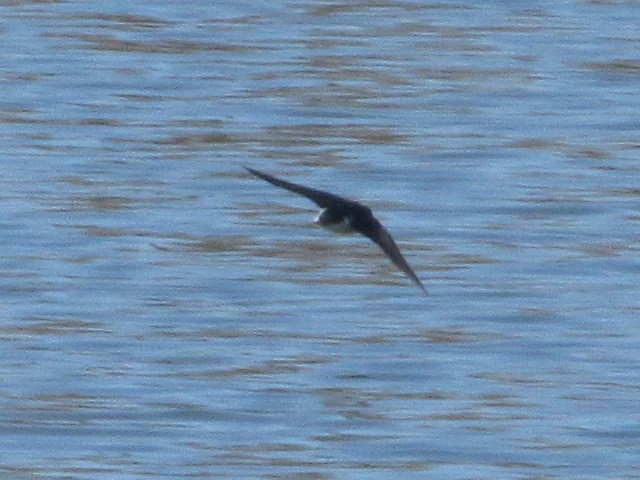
2,1,639,478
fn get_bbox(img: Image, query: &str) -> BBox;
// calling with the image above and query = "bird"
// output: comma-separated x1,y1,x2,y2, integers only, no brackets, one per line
244,166,427,295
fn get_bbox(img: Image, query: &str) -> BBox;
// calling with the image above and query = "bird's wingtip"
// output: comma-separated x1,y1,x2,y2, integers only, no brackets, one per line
416,281,429,296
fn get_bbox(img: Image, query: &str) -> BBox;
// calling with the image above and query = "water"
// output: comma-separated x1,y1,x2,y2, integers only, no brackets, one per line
1,1,639,478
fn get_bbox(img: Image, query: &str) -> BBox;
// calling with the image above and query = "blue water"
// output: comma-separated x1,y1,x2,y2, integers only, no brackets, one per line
1,1,639,478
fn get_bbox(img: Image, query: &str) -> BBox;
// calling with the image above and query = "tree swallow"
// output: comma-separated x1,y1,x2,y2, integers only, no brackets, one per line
244,166,427,295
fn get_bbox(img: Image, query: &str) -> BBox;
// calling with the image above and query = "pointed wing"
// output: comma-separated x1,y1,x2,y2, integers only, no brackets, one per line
357,216,428,295
244,166,354,210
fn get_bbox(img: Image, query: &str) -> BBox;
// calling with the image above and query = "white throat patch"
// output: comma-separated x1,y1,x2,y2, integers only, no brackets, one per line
314,209,354,234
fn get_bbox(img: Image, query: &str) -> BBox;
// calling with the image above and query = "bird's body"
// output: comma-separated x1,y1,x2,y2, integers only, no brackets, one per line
244,166,427,295
314,208,354,234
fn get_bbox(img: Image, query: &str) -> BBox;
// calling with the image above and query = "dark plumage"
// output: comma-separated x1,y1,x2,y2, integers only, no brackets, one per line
244,166,427,295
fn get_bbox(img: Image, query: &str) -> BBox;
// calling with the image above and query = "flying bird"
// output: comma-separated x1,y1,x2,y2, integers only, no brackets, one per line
244,166,427,295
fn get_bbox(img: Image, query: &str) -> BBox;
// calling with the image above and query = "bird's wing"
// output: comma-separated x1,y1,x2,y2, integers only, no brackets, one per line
360,218,428,295
244,166,353,209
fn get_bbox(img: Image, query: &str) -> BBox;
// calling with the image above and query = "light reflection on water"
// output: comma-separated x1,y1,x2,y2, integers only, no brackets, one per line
1,1,639,478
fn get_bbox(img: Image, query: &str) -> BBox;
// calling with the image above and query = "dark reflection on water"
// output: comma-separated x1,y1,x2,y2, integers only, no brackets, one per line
1,0,640,479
